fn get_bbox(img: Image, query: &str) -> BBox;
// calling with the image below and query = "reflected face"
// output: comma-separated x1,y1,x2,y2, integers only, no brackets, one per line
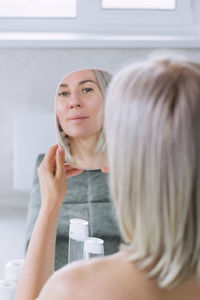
56,70,104,139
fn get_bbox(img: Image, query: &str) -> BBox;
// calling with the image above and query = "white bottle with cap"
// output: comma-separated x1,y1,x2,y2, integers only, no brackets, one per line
0,259,24,300
84,237,104,260
5,259,24,282
68,218,89,263
0,279,16,300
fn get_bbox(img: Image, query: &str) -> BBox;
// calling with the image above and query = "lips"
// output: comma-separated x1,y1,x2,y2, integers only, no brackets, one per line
68,116,89,120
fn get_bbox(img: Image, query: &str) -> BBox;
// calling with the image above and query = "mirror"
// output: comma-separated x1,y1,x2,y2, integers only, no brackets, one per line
55,68,112,170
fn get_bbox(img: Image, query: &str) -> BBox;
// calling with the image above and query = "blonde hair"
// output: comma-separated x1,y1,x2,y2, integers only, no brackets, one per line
105,56,200,289
56,69,112,165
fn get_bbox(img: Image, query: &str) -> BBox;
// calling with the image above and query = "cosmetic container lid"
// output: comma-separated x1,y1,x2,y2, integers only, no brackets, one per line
69,218,89,241
5,259,24,281
84,237,104,254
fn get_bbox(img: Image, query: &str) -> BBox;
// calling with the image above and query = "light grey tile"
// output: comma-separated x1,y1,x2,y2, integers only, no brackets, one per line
0,208,27,279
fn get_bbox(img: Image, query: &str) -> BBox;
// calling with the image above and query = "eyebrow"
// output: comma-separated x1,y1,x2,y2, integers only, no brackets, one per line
59,79,96,88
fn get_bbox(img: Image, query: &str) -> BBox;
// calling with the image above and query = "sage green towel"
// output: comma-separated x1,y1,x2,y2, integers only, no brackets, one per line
25,154,121,270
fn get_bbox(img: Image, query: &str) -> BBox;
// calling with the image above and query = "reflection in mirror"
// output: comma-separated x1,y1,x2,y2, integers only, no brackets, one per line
55,69,112,170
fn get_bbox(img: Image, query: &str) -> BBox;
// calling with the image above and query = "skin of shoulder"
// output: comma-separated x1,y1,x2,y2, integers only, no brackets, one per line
37,251,200,300
37,256,116,300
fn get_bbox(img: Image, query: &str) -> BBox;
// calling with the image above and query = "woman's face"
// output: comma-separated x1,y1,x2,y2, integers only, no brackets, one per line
56,69,104,139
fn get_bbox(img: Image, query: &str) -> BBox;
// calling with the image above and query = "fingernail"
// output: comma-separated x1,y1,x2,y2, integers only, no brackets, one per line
58,147,64,154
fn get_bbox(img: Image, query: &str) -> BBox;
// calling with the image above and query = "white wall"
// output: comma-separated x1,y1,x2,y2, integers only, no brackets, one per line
1,48,200,207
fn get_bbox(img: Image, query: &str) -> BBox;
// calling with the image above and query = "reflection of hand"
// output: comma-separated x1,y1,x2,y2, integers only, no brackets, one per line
37,144,83,213
101,167,110,173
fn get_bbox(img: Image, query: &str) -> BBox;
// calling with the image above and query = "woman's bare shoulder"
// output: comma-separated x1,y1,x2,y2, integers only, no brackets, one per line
38,251,200,300
38,251,126,300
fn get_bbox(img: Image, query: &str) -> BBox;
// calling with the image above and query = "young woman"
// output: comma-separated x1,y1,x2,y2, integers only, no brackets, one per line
16,56,200,300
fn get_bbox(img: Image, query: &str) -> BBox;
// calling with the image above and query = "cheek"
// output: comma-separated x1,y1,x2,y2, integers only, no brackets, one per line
90,102,104,125
90,95,104,114
56,102,65,120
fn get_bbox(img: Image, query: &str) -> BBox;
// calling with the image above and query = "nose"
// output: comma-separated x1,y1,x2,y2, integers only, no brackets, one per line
68,93,81,109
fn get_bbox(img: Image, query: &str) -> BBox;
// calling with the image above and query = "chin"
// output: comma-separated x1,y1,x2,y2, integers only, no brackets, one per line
68,132,93,139
64,126,100,139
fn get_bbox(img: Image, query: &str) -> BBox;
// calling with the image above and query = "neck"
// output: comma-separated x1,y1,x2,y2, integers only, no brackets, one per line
69,135,106,169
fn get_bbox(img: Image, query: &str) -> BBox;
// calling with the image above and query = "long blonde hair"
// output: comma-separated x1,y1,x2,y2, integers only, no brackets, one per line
105,56,200,289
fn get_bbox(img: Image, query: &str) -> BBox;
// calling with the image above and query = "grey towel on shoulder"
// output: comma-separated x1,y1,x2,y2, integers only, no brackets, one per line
25,154,121,270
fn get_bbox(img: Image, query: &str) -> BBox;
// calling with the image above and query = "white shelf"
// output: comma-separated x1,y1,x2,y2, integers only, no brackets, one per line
0,31,200,48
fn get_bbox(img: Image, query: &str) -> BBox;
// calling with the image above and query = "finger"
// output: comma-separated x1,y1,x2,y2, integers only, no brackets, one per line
101,167,110,173
45,144,58,165
38,145,58,177
64,164,82,171
56,146,65,178
65,169,83,179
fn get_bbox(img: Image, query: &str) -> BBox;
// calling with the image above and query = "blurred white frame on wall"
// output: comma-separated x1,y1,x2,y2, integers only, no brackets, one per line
0,0,199,47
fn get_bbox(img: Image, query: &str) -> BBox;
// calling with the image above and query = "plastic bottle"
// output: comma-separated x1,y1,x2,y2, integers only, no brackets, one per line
5,259,24,282
68,218,89,263
84,237,104,260
0,279,16,300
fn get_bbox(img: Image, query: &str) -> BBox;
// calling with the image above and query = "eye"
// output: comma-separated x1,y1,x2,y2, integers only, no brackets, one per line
58,91,70,96
82,88,93,94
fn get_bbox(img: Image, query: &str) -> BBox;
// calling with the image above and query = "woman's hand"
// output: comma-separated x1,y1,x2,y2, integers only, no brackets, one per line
37,144,83,213
15,144,83,300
